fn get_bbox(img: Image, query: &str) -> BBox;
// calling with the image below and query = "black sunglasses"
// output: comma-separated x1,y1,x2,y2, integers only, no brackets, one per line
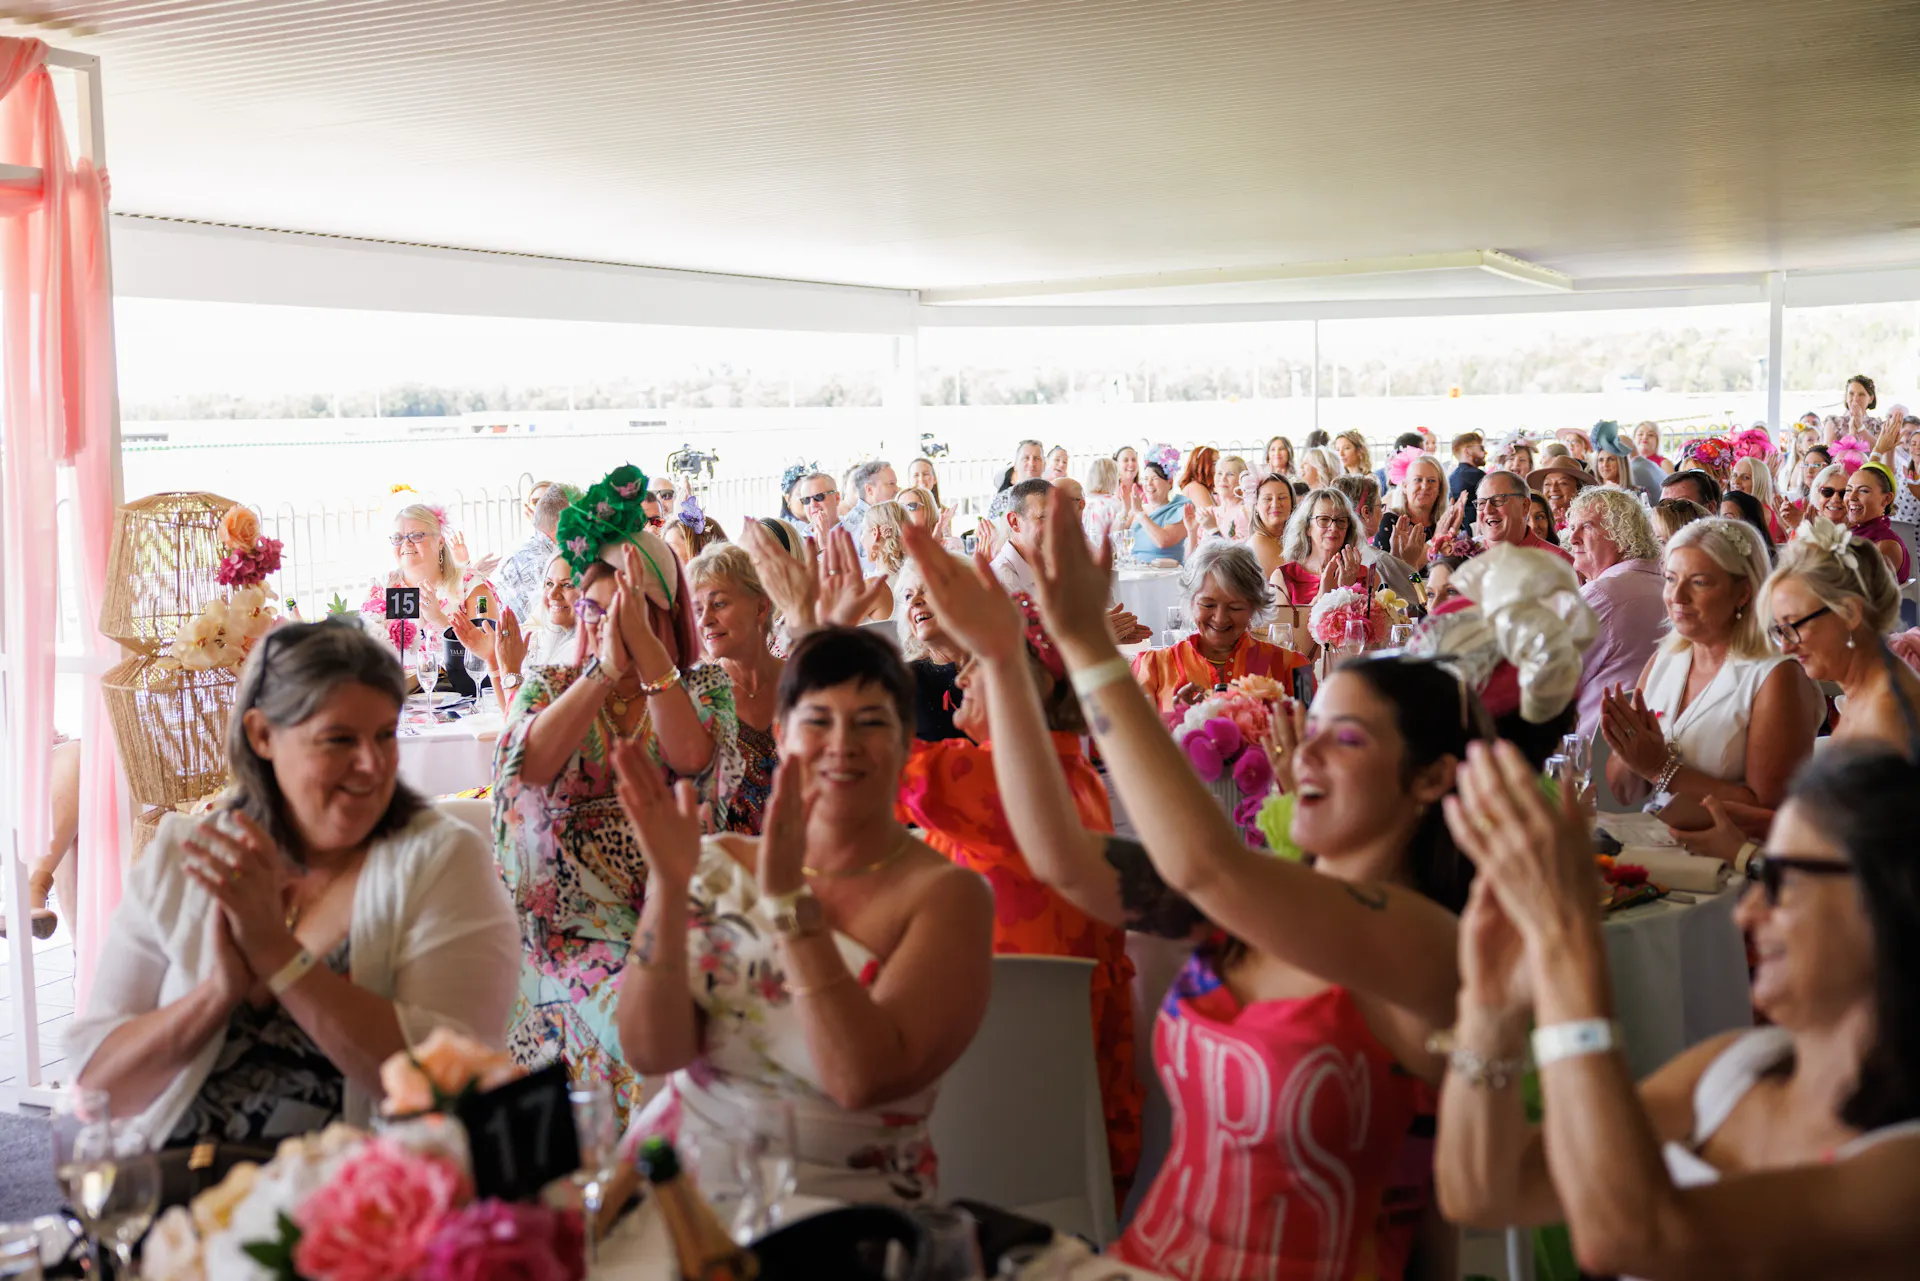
1818,486,1843,500
1746,852,1856,906
798,491,837,507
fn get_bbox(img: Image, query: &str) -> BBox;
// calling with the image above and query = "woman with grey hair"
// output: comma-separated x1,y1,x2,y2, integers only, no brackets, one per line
1273,487,1368,606
69,622,519,1150
1600,517,1822,833
1129,541,1308,711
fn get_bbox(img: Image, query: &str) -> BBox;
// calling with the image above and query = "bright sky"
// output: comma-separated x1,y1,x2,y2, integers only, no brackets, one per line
112,298,1796,400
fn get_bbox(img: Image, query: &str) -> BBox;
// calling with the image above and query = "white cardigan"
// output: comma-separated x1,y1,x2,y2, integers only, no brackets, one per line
67,807,521,1143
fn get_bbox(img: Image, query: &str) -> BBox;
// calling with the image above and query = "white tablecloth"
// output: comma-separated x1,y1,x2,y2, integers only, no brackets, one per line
1602,887,1753,1078
1113,568,1185,633
396,706,505,797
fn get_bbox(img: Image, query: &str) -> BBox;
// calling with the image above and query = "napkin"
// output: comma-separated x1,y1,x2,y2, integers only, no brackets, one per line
1618,847,1733,893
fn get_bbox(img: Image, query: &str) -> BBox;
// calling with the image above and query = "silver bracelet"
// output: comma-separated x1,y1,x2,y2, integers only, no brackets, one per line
1427,1028,1526,1090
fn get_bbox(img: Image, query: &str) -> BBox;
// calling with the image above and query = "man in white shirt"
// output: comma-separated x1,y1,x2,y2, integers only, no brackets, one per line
841,459,899,574
992,479,1150,642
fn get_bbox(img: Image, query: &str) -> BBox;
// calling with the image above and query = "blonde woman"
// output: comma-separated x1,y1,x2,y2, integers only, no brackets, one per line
662,497,727,566
895,484,951,543
372,501,496,658
1211,454,1252,539
1634,419,1668,470
1332,429,1371,477
1728,455,1784,541
858,499,910,622
687,544,784,836
1299,446,1340,490
1079,456,1130,548
1600,517,1821,832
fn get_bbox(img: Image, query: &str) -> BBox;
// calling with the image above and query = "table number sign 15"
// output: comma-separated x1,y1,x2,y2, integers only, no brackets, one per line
385,586,422,620
456,1061,582,1203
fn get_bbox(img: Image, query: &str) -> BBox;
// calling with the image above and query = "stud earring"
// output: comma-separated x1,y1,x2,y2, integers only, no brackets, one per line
1848,634,1856,649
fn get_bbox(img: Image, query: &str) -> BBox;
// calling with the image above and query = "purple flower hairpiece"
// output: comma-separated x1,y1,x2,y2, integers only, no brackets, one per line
675,494,707,533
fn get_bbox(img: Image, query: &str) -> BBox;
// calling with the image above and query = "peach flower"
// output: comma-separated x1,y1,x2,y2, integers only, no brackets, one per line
217,504,260,552
380,1027,521,1116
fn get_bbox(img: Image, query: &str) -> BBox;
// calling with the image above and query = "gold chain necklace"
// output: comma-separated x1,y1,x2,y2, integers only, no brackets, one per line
803,831,913,881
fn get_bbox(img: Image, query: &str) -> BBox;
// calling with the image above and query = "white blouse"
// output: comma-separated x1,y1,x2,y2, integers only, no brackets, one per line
1641,646,1793,786
67,807,520,1142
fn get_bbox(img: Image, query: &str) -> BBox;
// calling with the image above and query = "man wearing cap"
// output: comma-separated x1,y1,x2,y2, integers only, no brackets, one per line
1449,431,1488,525
1476,468,1575,565
1529,456,1597,531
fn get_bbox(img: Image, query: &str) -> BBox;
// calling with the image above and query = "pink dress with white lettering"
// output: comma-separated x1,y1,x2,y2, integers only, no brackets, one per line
1110,950,1422,1281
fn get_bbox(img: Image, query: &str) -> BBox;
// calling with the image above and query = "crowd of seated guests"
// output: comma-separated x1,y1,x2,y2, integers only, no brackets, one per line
69,387,1920,1274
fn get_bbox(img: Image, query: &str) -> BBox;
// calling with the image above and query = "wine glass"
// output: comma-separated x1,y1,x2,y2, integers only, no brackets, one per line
911,1205,986,1281
50,1087,109,1213
568,1083,618,1264
415,642,442,698
730,1097,797,1239
1388,623,1414,649
1269,621,1297,653
1562,731,1591,787
680,1129,753,1243
1342,619,1369,658
463,631,492,694
1164,606,1183,635
69,1120,157,1280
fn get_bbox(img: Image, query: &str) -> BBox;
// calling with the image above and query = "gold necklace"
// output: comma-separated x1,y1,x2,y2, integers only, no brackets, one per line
803,831,913,880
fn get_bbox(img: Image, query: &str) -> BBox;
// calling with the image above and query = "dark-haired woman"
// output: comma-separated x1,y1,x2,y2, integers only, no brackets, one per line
1720,489,1778,563
1439,740,1920,1280
614,626,993,1203
1130,460,1192,563
931,494,1495,1278
69,622,519,1145
1823,373,1882,445
492,473,735,1126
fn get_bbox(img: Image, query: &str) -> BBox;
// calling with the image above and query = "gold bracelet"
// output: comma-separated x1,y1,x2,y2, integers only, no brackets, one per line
785,971,855,998
636,666,684,697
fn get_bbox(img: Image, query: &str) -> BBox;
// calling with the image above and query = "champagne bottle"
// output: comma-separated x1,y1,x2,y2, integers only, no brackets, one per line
637,1138,759,1281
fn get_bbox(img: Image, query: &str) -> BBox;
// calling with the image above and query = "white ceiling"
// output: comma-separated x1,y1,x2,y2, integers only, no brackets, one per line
8,0,1920,302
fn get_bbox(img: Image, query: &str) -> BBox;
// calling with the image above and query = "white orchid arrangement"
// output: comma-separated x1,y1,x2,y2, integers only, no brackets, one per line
160,583,279,672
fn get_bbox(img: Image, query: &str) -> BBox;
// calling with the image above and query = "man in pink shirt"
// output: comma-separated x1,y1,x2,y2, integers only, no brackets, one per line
1475,469,1575,564
1565,485,1668,742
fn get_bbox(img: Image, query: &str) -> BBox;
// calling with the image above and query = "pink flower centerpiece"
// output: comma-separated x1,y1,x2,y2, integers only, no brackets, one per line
1172,677,1285,845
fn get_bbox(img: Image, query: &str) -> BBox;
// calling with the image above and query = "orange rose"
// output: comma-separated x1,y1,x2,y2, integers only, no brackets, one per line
381,1027,520,1115
217,504,259,552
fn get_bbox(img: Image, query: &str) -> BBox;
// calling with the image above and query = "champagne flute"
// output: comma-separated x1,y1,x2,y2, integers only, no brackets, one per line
90,1128,158,1280
50,1087,110,1208
1562,731,1592,792
568,1083,618,1264
731,1097,797,1239
415,641,442,698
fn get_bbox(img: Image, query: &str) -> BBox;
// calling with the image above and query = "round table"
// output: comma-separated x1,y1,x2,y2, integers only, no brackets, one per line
1601,887,1753,1078
396,704,505,797
1113,568,1185,633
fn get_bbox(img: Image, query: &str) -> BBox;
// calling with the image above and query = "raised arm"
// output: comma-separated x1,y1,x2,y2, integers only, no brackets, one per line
761,763,993,1112
610,742,703,1075
1027,494,1462,1029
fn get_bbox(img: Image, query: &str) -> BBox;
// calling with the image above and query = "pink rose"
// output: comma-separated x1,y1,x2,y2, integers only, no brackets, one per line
1184,733,1223,780
417,1201,586,1281
292,1139,468,1281
1232,747,1274,797
1202,716,1243,758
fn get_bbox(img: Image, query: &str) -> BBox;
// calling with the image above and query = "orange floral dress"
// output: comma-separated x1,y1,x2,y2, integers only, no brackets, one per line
1130,632,1309,713
896,734,1142,1199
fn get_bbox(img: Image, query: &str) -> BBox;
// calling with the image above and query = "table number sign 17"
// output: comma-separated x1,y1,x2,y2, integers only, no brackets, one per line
455,1061,582,1202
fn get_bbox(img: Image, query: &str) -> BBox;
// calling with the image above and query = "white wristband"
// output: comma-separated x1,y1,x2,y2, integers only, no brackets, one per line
1069,657,1135,700
1531,1018,1620,1068
267,947,317,998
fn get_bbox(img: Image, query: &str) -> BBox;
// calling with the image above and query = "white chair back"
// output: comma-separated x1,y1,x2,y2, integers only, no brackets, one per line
928,955,1116,1244
433,796,493,837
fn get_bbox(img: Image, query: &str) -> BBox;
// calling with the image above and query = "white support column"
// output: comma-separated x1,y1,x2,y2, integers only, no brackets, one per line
1311,320,1321,434
1766,271,1786,434
883,333,920,465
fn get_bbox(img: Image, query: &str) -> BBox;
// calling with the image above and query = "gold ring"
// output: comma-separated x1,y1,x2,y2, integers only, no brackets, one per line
227,868,241,884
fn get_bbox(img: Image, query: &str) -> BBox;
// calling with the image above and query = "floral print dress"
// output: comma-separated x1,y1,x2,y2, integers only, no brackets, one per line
630,842,941,1205
491,661,741,1127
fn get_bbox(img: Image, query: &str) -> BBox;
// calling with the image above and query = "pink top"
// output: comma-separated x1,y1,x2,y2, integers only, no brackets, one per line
1111,953,1423,1280
1276,560,1322,606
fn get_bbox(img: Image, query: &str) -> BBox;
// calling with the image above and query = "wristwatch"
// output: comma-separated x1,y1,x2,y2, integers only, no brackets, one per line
764,885,825,938
500,671,523,692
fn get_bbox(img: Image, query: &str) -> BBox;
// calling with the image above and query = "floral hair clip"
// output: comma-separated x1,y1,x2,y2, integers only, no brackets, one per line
1149,443,1182,476
1012,593,1066,681
1680,436,1733,472
1802,516,1867,591
675,494,707,534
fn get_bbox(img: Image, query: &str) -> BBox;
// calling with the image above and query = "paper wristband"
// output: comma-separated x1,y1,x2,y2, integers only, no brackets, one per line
1069,658,1135,700
267,947,318,998
1531,1018,1620,1068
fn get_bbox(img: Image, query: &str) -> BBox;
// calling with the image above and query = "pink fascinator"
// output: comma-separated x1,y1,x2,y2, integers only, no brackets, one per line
1385,445,1425,488
1831,435,1872,475
1730,426,1775,463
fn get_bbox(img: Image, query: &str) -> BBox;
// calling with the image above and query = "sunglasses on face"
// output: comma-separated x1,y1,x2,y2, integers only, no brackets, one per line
389,532,431,548
798,491,838,507
1745,851,1856,906
1817,486,1842,500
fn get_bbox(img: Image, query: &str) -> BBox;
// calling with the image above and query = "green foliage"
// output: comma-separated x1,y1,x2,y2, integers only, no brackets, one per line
239,1212,304,1281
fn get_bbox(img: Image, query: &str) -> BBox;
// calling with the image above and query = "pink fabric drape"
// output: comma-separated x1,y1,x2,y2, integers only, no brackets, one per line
0,37,121,1004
